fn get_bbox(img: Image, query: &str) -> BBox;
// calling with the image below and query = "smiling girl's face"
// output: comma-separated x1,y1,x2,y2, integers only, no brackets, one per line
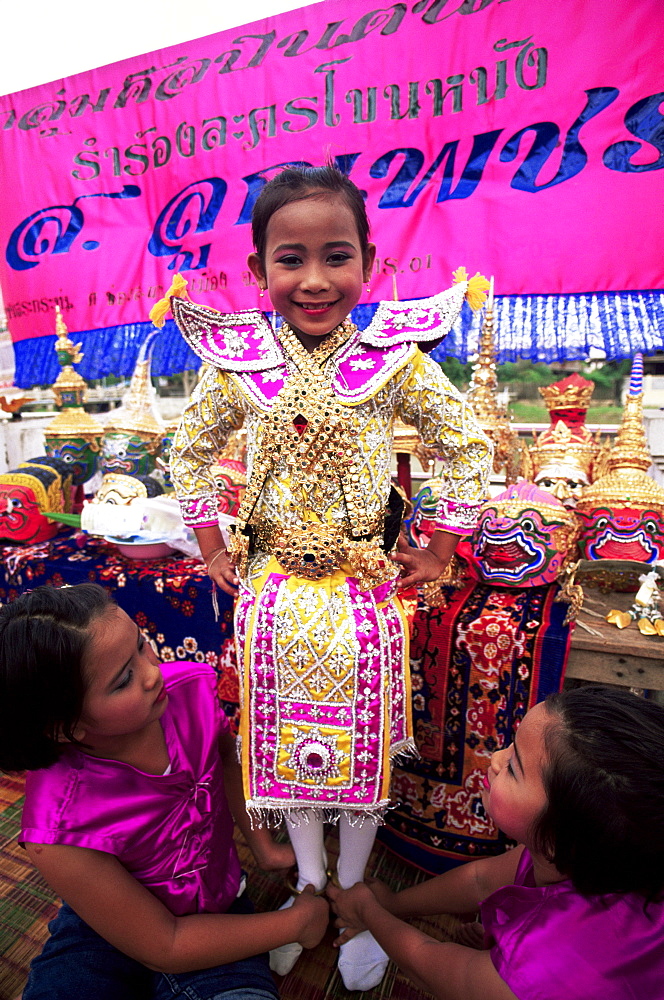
248,190,375,352
482,701,551,847
77,604,167,751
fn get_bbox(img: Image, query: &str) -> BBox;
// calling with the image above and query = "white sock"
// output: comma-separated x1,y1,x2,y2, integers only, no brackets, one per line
337,812,377,888
336,813,389,991
338,930,390,991
269,895,303,976
269,811,327,977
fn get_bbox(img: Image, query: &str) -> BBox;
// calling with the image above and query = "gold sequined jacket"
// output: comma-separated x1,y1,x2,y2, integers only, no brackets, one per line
170,309,492,552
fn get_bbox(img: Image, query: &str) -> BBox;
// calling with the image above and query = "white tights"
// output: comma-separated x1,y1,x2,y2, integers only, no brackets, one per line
269,811,389,990
285,810,378,890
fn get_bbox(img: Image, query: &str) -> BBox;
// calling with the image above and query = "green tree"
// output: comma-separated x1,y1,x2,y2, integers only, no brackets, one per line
584,360,631,403
438,358,474,389
497,361,556,385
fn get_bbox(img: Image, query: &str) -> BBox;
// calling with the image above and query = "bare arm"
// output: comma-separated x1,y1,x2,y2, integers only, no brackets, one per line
218,729,295,872
329,884,517,1000
368,846,524,920
25,842,327,974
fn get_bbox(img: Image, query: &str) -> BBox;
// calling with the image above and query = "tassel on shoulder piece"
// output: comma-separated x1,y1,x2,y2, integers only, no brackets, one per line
149,273,189,328
452,266,490,313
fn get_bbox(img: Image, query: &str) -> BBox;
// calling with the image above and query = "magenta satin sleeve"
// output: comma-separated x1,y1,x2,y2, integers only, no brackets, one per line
21,661,242,916
480,849,664,1000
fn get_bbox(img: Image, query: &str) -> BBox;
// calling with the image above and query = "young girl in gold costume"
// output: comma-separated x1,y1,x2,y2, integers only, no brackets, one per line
160,165,492,989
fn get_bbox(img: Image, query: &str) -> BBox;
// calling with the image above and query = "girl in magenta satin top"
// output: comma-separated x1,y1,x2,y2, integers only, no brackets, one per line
0,584,329,1000
327,686,664,1000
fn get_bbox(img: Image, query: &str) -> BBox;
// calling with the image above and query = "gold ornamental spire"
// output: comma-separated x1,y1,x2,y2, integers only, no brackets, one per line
46,307,103,443
608,354,651,473
465,277,517,475
104,329,163,440
51,306,88,409
54,305,83,365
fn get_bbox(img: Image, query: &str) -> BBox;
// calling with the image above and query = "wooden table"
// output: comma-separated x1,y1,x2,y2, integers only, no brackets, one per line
567,587,664,690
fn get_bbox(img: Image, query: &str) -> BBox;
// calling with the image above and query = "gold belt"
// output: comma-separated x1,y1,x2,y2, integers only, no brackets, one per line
258,522,346,580
247,519,397,590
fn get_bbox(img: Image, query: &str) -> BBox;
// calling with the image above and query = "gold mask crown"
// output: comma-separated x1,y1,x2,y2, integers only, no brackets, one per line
539,374,594,411
576,468,664,517
529,423,598,479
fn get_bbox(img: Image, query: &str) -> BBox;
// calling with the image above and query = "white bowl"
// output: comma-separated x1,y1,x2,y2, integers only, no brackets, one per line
104,536,176,560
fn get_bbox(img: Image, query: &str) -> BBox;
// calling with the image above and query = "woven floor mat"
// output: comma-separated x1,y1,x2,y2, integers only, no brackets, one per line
0,774,60,1000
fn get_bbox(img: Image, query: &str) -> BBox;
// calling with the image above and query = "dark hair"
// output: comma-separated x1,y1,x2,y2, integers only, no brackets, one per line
0,584,114,772
25,456,72,481
134,475,164,498
251,165,371,266
531,686,664,901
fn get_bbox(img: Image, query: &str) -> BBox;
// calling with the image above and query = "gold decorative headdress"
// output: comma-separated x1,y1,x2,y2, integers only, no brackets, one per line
539,374,595,411
44,405,104,445
576,467,664,516
576,354,664,516
523,373,603,483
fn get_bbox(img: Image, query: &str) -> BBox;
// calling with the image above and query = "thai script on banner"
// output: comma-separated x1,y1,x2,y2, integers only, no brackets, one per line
0,0,662,345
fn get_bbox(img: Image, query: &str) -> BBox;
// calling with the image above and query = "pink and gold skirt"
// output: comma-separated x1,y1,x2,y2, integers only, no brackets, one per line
236,558,415,824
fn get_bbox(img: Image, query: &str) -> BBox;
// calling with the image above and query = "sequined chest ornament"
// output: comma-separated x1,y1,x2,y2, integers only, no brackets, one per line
228,319,394,590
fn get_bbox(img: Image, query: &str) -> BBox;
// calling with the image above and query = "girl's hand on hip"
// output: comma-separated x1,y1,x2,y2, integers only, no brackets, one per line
292,885,330,949
206,550,239,596
391,534,447,589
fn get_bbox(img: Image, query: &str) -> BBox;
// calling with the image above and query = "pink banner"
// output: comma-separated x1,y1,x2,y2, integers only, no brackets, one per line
0,0,662,346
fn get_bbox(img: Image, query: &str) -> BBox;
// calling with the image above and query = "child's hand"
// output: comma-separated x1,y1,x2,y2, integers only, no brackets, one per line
326,881,375,946
251,838,296,875
292,885,330,949
453,919,486,950
390,534,447,589
206,550,239,596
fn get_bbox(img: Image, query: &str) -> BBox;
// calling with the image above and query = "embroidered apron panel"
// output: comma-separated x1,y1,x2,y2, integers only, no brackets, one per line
238,564,412,817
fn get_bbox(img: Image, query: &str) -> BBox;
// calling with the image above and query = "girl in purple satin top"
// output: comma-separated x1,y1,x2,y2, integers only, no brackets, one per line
0,584,329,1000
328,686,664,1000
